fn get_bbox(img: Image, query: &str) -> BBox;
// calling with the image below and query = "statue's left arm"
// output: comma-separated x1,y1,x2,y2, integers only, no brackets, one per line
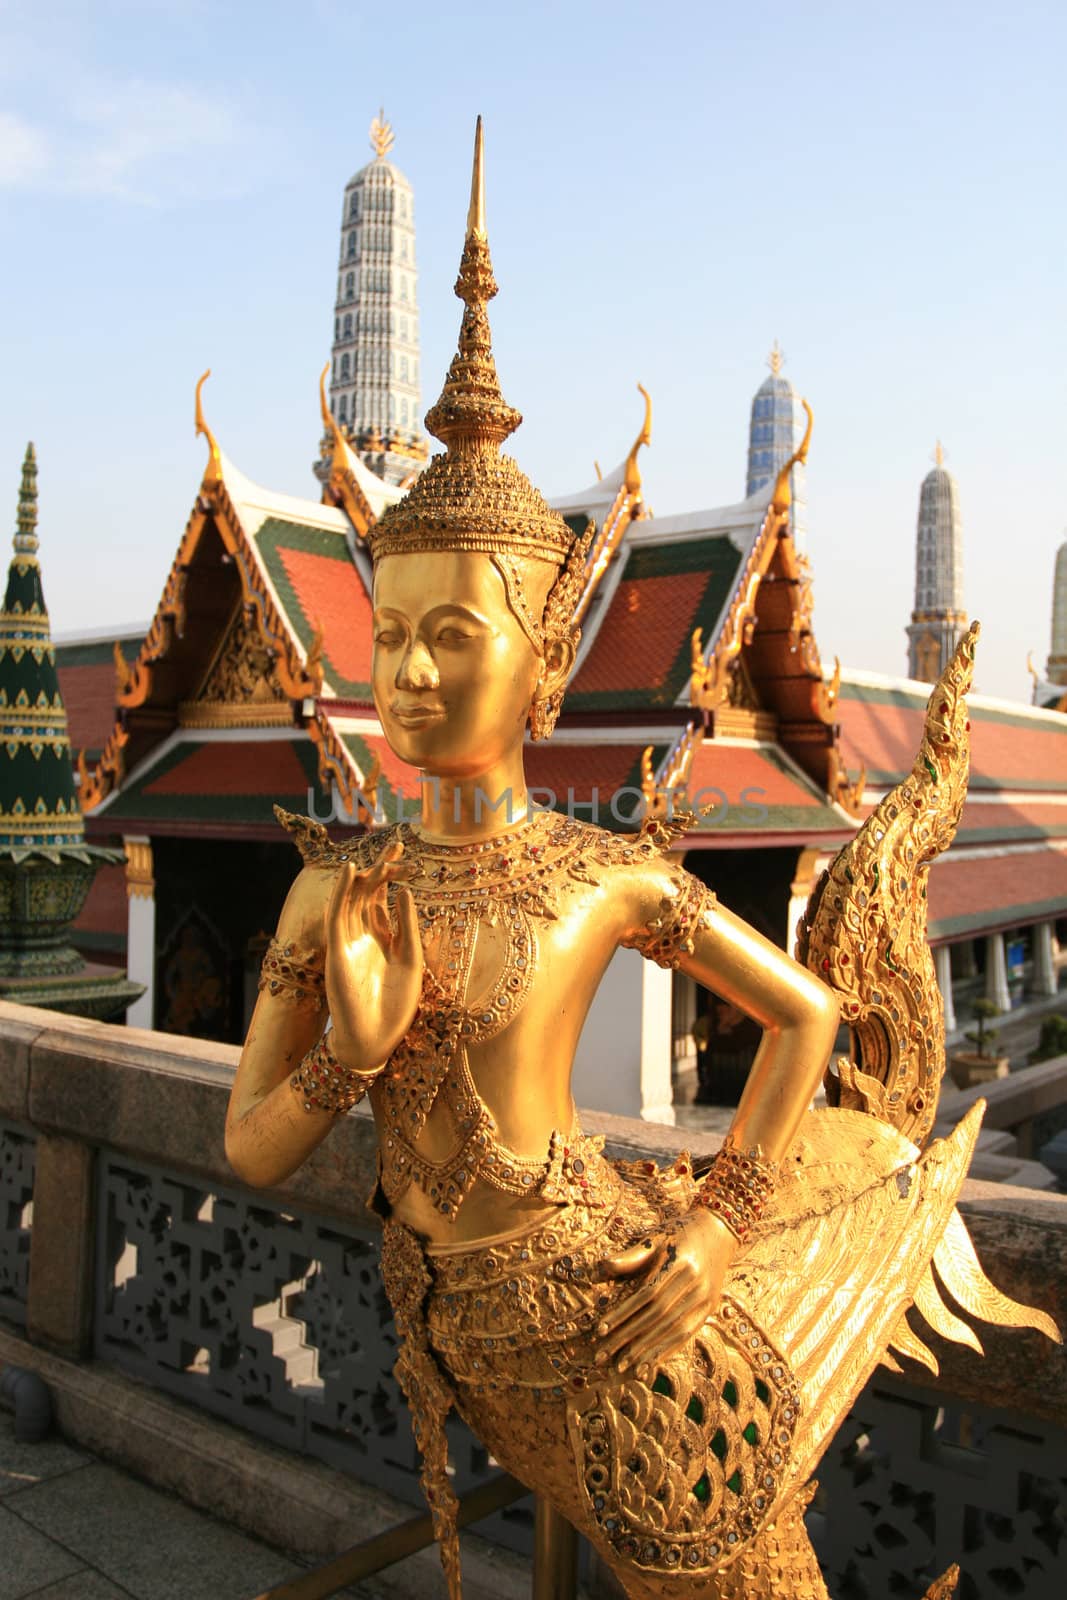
596,859,839,1372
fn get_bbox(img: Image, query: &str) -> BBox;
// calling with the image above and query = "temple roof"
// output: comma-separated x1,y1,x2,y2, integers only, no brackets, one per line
569,491,770,710
93,730,333,834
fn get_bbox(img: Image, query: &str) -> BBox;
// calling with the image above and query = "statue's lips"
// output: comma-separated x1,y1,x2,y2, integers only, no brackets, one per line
389,704,446,727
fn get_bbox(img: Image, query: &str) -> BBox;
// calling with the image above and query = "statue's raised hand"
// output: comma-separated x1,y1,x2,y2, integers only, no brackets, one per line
325,840,423,1075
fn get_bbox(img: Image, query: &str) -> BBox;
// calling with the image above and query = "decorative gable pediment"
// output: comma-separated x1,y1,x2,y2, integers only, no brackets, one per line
179,602,290,728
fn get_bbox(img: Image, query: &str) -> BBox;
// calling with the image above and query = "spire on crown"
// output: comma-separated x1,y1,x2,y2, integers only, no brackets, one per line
367,118,574,568
424,117,521,454
768,340,784,377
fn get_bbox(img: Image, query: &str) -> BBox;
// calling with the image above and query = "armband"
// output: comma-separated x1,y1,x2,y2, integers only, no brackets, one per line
259,937,326,1007
693,1136,777,1243
622,873,715,969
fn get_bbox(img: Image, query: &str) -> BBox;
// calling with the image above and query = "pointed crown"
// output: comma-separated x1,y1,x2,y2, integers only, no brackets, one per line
367,119,576,571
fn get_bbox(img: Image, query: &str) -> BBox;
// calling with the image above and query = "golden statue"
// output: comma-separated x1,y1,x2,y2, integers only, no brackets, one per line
226,121,1058,1598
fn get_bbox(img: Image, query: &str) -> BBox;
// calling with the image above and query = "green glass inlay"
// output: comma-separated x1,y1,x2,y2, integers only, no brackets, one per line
923,755,938,782
686,1395,704,1425
726,1470,742,1495
754,1379,770,1405
691,1473,710,1503
652,1373,673,1398
722,1379,738,1408
743,1421,759,1446
710,1428,727,1461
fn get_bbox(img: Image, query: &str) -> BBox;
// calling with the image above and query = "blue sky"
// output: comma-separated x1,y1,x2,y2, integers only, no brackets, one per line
1,0,1064,700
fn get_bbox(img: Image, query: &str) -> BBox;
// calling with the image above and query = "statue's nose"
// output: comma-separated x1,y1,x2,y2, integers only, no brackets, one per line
397,639,439,691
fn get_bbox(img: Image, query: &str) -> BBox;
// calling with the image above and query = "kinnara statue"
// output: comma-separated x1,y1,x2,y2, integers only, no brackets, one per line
225,121,1058,1598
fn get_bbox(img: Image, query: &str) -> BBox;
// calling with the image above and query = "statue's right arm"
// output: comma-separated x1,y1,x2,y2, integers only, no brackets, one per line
225,865,336,1190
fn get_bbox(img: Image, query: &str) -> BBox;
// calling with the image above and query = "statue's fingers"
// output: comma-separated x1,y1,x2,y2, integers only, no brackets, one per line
392,886,422,969
327,862,364,944
597,1285,688,1368
363,839,405,893
367,895,393,947
597,1237,663,1282
626,1291,705,1368
595,1270,666,1341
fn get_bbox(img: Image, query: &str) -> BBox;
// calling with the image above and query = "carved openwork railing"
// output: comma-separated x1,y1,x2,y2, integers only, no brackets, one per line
1,1002,1064,1598
0,1117,34,1325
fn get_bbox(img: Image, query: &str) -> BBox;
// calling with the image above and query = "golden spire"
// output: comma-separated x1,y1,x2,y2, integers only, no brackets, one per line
934,439,945,467
370,108,394,159
423,115,521,455
768,340,784,377
367,118,572,567
14,442,38,558
194,370,222,484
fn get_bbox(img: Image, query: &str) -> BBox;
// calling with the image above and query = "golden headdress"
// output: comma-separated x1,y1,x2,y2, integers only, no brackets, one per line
368,119,591,642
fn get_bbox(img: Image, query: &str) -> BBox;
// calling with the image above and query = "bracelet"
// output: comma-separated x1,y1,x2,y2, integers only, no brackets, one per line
290,1034,379,1114
693,1136,778,1243
259,937,326,1006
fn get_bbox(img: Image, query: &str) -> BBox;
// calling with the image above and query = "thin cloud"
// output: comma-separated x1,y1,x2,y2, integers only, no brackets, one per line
0,110,50,187
0,74,271,204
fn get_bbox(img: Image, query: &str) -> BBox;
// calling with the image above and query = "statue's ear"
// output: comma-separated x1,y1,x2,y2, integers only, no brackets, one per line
541,628,577,701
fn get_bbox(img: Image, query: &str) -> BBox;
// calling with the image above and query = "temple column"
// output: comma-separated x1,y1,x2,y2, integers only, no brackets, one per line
985,931,1011,1014
672,971,697,1077
1033,920,1058,997
572,947,675,1125
124,836,155,1029
934,944,956,1033
955,940,977,979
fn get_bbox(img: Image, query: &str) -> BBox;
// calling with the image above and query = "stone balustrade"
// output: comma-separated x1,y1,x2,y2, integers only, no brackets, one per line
1,999,1066,1599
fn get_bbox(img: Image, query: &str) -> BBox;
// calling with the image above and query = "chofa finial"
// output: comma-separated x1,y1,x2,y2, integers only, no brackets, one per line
768,340,784,377
771,398,813,517
194,370,222,483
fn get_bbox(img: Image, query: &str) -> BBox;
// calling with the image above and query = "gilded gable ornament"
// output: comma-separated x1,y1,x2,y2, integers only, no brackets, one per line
180,604,289,728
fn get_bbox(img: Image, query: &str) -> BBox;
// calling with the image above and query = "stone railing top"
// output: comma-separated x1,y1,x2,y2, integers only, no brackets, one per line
937,1054,1067,1129
2,999,1065,1424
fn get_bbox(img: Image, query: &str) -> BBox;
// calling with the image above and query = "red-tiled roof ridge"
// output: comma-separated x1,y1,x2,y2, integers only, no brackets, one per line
81,440,359,812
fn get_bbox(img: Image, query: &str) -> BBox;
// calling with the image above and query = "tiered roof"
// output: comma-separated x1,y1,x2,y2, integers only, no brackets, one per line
63,365,1067,960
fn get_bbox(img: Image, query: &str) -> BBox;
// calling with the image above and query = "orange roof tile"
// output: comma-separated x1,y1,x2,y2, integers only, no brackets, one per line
929,846,1067,939
278,547,374,692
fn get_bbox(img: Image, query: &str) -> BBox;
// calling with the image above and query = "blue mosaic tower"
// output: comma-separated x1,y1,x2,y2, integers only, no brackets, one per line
906,443,967,683
746,343,808,550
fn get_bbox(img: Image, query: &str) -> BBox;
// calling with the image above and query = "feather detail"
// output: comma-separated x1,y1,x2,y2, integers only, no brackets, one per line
887,1314,940,1375
912,1264,983,1355
933,1210,1062,1344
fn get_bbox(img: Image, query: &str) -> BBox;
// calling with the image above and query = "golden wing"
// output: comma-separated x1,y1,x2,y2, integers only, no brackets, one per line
796,623,978,1149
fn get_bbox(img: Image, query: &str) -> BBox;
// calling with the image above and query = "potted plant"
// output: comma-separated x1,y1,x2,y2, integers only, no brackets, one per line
950,997,1011,1088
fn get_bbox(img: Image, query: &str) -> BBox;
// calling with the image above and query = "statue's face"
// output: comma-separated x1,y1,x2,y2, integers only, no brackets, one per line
372,551,552,779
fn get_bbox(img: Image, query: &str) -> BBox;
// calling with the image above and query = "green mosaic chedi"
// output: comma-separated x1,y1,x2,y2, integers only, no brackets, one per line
0,444,141,1017
0,441,81,846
